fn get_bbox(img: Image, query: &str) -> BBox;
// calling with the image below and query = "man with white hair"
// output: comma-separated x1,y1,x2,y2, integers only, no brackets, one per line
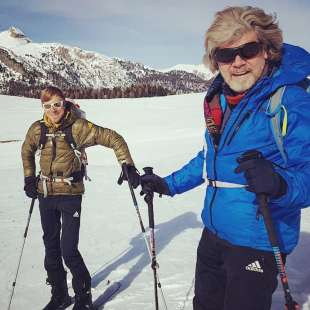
140,6,310,310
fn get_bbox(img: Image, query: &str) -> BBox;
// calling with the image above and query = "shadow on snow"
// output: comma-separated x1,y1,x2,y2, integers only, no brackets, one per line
91,211,202,294
91,215,310,309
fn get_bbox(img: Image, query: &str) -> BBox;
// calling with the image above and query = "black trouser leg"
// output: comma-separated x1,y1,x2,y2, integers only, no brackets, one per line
59,196,91,295
39,197,66,283
222,243,278,310
193,228,280,310
193,229,226,310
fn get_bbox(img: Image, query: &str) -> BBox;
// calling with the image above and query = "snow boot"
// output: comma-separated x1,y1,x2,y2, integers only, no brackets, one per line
72,289,93,310
42,278,72,310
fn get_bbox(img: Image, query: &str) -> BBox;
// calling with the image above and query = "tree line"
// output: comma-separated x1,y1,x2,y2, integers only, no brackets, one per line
2,79,173,99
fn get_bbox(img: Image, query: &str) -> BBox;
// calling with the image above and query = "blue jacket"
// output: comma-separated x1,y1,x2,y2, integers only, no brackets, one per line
164,44,310,254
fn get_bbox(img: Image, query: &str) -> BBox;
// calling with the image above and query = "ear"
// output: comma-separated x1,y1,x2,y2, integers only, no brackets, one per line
263,49,269,60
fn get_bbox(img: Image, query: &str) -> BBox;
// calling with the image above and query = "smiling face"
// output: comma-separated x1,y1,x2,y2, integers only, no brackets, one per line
42,95,65,124
216,31,268,93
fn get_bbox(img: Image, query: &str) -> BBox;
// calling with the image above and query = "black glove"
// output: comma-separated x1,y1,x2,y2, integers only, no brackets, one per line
24,176,38,199
235,158,287,198
140,173,171,196
117,164,140,189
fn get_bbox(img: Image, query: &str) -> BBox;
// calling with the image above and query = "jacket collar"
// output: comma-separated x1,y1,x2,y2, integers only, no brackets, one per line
43,111,76,130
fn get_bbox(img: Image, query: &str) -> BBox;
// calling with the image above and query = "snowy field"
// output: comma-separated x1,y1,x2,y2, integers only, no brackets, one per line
0,93,309,310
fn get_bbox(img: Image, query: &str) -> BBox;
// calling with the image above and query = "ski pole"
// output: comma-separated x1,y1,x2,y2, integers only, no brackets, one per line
237,150,300,310
143,167,159,310
120,164,168,310
7,197,37,310
118,164,147,237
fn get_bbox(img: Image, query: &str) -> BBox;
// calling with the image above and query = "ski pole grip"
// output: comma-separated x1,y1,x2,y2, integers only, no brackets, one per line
143,167,154,175
117,163,128,185
237,149,263,164
117,175,123,185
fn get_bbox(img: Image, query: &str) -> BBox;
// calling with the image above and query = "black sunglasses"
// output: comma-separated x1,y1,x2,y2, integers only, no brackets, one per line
213,41,263,64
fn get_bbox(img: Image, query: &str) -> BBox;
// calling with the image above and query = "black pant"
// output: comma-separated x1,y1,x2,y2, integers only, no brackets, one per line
193,228,283,310
39,195,91,295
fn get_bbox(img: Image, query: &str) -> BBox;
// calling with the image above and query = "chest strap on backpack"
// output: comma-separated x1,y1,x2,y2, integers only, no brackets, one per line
40,174,74,198
37,122,66,157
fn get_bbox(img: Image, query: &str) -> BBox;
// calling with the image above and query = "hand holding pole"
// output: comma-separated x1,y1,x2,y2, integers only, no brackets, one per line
237,150,299,310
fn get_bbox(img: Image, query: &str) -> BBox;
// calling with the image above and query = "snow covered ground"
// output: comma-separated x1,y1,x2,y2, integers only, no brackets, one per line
0,93,309,310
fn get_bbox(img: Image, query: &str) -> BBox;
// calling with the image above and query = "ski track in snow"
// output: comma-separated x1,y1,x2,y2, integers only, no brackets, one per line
0,94,309,310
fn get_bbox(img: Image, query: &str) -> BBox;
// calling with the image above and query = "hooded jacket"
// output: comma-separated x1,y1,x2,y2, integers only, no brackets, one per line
22,106,134,196
164,44,310,254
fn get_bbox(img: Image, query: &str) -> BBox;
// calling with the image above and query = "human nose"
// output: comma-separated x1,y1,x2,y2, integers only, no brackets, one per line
232,54,246,67
51,104,57,111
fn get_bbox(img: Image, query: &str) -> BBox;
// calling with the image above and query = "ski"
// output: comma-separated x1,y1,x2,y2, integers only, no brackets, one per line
92,281,121,309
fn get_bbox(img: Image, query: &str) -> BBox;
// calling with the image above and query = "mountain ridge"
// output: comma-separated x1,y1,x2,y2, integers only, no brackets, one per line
0,27,212,98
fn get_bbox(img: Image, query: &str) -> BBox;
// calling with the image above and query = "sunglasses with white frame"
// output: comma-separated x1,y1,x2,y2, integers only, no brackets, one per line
42,100,64,110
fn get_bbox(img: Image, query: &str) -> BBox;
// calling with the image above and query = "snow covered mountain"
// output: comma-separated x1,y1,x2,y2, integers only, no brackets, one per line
0,27,211,97
160,63,215,81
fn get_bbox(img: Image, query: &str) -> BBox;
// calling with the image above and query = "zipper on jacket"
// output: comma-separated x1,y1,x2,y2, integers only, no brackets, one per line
225,110,252,146
218,92,253,149
207,99,252,234
51,136,56,161
208,145,218,234
206,85,266,233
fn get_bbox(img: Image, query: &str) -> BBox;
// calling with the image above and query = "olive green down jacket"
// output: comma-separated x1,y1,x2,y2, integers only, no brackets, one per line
21,111,134,196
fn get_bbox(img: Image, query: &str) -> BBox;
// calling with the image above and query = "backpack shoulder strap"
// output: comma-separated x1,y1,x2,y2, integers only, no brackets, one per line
63,125,77,150
62,123,90,180
63,124,84,165
39,121,48,150
267,86,288,167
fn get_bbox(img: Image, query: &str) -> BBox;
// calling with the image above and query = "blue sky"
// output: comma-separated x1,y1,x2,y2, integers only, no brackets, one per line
0,0,309,69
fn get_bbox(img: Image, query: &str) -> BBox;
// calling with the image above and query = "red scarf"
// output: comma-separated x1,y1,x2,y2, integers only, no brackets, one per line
204,92,245,134
225,93,245,106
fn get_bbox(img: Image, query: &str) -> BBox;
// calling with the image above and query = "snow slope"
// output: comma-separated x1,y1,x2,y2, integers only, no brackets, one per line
0,94,309,310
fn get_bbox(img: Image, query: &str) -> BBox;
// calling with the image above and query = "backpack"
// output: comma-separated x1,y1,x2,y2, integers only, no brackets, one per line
38,99,91,181
266,78,310,167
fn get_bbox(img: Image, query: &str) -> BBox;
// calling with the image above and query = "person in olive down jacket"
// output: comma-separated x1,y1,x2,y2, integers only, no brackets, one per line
22,86,139,310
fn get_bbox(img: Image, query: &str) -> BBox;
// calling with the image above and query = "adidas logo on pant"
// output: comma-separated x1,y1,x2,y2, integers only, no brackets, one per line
245,260,264,273
73,211,79,218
